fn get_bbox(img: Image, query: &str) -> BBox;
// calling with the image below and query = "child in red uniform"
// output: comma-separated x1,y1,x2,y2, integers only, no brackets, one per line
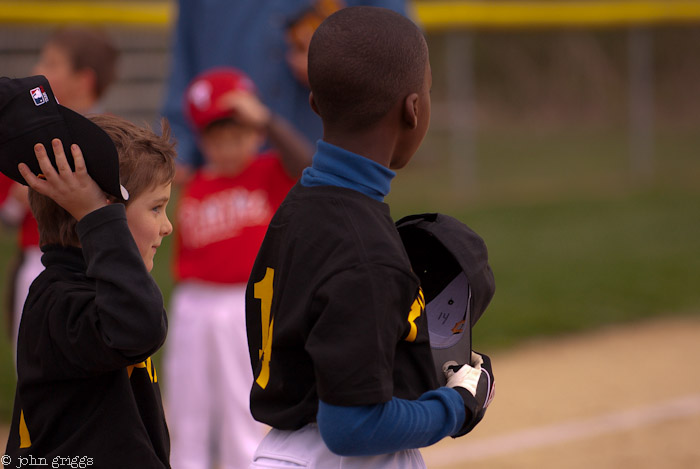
165,67,312,469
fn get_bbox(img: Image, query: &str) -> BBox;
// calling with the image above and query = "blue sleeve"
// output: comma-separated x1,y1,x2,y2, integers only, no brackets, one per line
317,387,465,456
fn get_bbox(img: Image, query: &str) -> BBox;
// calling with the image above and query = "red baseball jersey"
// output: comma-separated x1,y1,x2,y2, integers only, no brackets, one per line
0,175,13,202
174,153,295,284
0,175,40,249
20,213,40,248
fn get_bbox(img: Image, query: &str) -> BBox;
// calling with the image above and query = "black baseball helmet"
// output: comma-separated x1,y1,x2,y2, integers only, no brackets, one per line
397,213,495,385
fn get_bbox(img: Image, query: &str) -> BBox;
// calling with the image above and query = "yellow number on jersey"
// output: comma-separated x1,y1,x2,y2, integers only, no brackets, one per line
405,288,425,342
254,268,275,389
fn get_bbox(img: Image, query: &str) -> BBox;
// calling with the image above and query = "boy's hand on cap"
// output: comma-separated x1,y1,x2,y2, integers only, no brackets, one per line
443,351,495,438
18,139,109,221
216,90,271,129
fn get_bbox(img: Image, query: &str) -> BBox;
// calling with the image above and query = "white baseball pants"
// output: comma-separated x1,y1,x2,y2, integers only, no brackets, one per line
166,281,267,469
250,423,426,469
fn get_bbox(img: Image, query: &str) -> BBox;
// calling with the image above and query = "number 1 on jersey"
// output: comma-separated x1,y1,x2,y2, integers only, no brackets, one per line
405,288,425,342
254,268,275,389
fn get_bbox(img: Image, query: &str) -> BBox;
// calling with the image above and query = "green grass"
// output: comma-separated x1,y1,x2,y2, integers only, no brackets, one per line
0,233,17,421
455,189,700,349
0,128,698,420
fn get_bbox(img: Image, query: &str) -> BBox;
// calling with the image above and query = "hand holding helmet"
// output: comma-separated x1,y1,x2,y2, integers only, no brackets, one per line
443,351,495,437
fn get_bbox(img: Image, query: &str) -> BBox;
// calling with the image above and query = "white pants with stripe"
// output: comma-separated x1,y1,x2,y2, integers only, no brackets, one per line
165,281,267,469
250,424,426,469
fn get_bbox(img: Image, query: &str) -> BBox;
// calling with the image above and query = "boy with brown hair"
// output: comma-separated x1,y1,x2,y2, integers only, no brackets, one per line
246,7,494,468
0,75,174,467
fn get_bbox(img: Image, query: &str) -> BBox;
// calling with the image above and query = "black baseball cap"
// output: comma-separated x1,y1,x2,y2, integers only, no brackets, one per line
397,213,495,386
0,75,128,201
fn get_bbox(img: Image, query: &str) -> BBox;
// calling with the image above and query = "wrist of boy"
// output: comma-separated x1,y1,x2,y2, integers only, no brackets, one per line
71,200,110,222
451,386,485,438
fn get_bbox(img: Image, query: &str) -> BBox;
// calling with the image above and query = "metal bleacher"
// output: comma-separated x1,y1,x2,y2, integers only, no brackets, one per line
0,2,172,126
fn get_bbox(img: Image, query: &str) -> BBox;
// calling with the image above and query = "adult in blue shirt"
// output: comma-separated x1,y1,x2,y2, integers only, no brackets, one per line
161,0,408,177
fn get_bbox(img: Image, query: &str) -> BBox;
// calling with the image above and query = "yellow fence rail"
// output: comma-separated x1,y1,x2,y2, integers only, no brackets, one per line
1,1,700,29
417,1,700,30
0,1,172,27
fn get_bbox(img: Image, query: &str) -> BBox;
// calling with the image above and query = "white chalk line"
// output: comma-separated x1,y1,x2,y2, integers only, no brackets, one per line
426,393,700,466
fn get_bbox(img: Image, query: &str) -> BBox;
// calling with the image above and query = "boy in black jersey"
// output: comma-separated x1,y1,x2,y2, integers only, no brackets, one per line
246,7,494,468
0,76,174,468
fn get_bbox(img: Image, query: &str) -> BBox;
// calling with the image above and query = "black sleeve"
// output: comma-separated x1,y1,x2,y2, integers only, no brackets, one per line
306,263,417,406
50,204,167,373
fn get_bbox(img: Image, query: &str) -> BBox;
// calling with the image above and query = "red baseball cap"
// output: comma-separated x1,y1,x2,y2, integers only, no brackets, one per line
184,67,257,133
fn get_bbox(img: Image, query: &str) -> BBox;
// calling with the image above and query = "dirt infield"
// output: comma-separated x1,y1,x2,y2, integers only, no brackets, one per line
421,315,700,468
2,315,698,467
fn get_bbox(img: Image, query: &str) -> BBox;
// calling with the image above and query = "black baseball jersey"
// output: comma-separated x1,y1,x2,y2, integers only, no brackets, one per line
246,183,439,430
5,205,170,468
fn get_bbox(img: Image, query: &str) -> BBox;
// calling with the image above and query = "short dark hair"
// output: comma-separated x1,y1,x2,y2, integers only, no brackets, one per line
308,7,428,131
45,27,119,98
30,116,176,247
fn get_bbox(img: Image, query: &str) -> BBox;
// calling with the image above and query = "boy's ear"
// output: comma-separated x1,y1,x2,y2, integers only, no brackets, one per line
402,93,419,130
309,92,320,117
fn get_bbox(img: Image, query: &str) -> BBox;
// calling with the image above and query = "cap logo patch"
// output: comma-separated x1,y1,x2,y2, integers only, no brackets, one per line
188,81,213,110
30,86,49,106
